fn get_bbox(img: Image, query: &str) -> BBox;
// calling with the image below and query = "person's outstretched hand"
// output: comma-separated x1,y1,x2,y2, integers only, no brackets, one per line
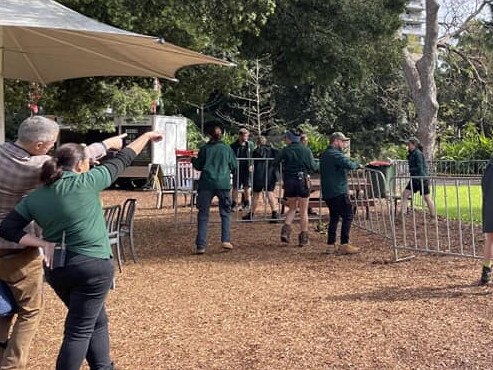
102,133,128,151
147,131,164,143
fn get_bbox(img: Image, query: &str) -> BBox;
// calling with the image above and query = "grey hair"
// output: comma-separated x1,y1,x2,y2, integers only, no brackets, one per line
17,116,59,143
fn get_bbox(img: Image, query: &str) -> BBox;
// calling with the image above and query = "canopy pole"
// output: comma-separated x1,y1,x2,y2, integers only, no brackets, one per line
0,27,4,143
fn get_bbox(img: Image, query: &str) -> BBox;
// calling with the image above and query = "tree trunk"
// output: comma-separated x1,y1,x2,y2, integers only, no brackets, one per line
402,0,440,161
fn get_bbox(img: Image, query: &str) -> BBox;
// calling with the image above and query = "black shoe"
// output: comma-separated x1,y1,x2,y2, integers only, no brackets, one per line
268,211,279,224
242,213,253,221
479,265,492,285
195,246,205,255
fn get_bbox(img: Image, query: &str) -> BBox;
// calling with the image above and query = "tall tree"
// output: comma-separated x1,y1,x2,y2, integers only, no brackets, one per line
216,58,278,136
402,0,491,159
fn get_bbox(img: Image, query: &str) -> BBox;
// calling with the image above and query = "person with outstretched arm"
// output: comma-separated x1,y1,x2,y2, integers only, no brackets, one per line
0,116,126,370
0,130,163,370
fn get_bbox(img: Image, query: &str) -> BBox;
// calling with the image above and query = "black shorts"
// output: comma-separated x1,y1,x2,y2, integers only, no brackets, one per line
406,179,430,195
253,178,276,193
283,177,310,198
233,170,251,189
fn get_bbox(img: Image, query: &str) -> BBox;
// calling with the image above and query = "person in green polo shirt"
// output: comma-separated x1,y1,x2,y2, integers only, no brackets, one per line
0,130,163,370
274,128,318,246
320,132,361,255
192,125,237,254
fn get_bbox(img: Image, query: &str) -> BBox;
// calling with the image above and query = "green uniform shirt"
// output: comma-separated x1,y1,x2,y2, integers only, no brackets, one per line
192,140,237,190
15,167,112,259
320,145,359,200
274,142,318,179
408,148,427,177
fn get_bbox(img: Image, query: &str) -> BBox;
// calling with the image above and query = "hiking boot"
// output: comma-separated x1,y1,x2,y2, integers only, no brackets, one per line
195,246,205,255
298,231,310,247
337,244,360,255
269,211,280,224
242,213,253,221
478,265,492,286
324,244,337,254
221,242,233,250
280,224,292,243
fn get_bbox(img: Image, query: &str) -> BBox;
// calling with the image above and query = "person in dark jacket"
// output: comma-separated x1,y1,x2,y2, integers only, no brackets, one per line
274,128,318,246
320,132,361,255
192,125,237,254
0,131,163,370
400,137,436,219
230,128,254,212
242,136,279,221
479,159,493,285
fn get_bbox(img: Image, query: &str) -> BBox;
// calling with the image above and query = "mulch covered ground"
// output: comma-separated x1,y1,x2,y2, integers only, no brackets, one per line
28,190,493,369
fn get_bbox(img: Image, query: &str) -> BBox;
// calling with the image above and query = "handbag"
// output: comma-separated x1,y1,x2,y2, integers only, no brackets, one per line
0,280,17,317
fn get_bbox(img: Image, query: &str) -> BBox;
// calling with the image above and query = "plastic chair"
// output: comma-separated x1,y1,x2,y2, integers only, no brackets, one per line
103,205,123,273
119,198,138,263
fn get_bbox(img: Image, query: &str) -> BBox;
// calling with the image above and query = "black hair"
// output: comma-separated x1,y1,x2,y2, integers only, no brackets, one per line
40,143,86,185
207,125,223,142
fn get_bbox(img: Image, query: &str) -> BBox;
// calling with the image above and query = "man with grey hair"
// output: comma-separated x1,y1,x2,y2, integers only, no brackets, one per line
0,116,125,370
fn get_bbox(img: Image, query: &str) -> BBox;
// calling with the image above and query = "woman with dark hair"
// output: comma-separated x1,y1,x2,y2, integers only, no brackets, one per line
192,125,237,254
0,131,163,370
400,137,436,219
274,128,318,246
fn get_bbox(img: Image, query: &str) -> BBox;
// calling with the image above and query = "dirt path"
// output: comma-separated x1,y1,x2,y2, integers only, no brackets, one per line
28,190,493,369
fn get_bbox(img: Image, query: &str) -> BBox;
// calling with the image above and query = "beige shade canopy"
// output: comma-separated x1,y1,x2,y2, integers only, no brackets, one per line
0,0,233,141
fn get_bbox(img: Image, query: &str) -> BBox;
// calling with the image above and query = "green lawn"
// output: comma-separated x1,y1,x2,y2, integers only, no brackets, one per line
411,184,482,223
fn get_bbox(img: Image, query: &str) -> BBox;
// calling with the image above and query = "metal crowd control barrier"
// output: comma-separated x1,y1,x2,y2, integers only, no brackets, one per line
389,175,483,262
392,159,488,177
348,168,394,240
171,156,324,224
233,158,323,223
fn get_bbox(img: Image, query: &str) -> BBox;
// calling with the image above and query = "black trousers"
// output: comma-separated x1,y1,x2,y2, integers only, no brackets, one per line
45,251,114,370
325,194,354,245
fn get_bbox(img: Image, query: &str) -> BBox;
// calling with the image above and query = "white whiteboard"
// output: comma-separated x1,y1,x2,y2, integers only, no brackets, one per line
152,115,188,175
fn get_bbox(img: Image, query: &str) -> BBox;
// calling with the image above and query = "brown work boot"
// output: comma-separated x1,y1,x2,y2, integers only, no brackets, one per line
280,224,292,243
337,244,360,255
298,231,309,247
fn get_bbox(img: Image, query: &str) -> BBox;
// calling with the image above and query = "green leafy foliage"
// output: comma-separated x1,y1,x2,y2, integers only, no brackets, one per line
439,124,493,160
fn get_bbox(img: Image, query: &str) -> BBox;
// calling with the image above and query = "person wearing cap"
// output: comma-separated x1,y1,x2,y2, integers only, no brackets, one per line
273,128,318,246
230,128,255,212
400,137,436,220
320,132,361,255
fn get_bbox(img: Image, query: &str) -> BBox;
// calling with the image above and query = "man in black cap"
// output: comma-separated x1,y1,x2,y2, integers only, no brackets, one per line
320,132,361,255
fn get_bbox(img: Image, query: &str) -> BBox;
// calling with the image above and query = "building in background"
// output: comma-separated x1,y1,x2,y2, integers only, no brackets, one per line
401,0,426,53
